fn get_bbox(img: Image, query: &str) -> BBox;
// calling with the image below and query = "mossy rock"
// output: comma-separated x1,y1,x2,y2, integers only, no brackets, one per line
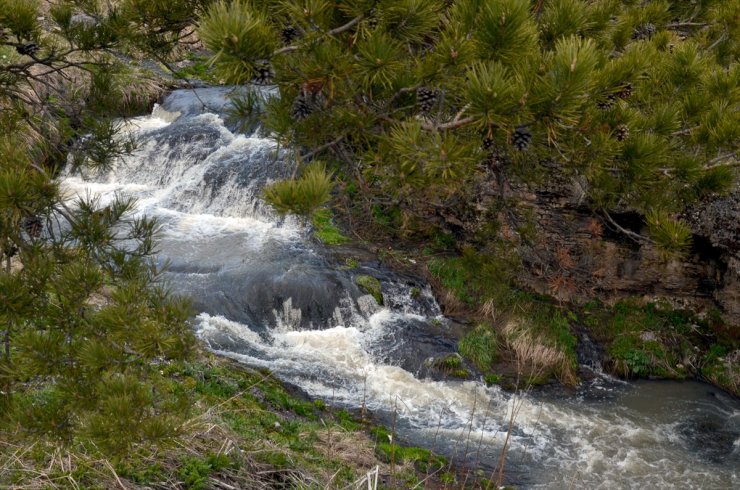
429,354,470,378
356,275,383,305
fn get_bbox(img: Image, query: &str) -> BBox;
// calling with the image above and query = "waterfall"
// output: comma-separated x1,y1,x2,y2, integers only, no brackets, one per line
61,88,740,489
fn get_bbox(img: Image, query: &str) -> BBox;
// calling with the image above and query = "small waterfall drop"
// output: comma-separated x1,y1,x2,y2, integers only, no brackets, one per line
61,88,739,489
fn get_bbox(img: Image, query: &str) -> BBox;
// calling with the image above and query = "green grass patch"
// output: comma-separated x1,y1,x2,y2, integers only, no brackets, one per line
312,209,350,245
375,443,446,468
427,247,518,307
458,324,498,371
335,409,362,431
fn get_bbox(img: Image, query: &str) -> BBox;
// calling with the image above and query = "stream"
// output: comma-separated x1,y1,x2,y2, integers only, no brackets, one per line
61,88,739,489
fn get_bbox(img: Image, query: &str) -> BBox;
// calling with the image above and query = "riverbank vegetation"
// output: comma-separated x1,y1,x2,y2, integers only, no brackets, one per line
196,0,738,393
1,350,458,489
1,0,738,487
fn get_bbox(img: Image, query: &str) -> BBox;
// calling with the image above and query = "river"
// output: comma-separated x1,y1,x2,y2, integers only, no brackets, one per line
61,88,739,489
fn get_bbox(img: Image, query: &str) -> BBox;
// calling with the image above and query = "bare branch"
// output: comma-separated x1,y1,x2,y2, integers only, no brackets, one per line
300,134,346,160
666,22,707,28
421,115,475,132
327,14,364,36
706,152,737,168
601,211,655,245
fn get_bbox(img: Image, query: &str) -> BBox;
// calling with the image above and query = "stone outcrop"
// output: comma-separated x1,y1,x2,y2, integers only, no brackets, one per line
502,172,738,326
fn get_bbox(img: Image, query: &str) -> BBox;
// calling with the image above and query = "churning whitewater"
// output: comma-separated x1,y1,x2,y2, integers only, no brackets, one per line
62,88,739,489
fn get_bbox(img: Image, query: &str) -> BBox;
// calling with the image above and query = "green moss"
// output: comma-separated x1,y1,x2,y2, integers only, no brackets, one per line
342,257,359,269
355,274,383,305
428,354,470,378
312,209,350,245
451,368,470,378
484,374,501,386
431,353,461,371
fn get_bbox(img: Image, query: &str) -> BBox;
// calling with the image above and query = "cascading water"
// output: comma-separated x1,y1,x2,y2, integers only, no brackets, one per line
62,88,739,488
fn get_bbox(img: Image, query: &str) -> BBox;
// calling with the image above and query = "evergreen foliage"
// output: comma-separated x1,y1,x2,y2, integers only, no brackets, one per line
263,161,333,216
198,0,738,255
1,0,207,454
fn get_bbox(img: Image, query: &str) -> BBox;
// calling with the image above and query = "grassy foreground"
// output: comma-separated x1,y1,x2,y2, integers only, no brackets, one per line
0,349,463,489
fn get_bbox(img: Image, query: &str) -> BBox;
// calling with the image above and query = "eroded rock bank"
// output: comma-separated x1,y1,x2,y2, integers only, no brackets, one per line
409,167,739,395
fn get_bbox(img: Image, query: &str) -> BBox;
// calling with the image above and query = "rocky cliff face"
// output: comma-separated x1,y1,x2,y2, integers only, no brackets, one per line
504,173,738,327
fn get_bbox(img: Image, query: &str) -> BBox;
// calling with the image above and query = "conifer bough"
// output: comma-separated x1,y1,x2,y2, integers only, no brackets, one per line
1,0,212,454
198,0,738,252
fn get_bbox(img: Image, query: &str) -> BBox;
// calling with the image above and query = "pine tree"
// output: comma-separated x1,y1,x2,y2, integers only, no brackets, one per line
1,0,201,455
196,0,738,254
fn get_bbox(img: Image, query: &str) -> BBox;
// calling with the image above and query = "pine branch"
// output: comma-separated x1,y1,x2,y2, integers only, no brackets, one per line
273,15,364,57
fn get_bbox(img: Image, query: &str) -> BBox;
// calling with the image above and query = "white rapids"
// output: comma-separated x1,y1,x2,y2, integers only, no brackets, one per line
61,88,739,489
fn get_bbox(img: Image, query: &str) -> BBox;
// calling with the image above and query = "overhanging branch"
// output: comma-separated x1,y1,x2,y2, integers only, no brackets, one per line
601,211,655,245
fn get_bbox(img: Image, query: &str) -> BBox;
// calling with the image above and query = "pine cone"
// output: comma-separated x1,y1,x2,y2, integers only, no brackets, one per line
291,95,312,120
252,64,273,85
597,93,617,110
281,26,299,44
366,8,379,30
417,87,439,113
22,215,43,238
16,42,38,56
481,136,495,151
511,126,532,151
633,23,656,40
615,124,630,141
617,83,633,100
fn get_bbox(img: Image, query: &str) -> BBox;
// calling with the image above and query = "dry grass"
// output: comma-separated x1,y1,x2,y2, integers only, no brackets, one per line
440,289,466,316
477,298,499,322
706,349,740,397
502,322,577,385
314,429,388,475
